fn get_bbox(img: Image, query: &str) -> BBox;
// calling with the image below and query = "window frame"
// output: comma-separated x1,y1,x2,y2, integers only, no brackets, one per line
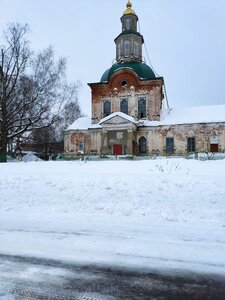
120,98,128,115
139,136,147,154
78,142,84,154
187,137,195,152
103,100,111,117
166,137,174,154
138,97,147,119
134,41,139,58
117,43,121,59
125,18,131,30
124,40,130,57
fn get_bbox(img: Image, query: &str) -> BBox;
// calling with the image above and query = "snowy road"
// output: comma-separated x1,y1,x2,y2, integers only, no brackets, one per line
1,213,225,276
1,254,225,300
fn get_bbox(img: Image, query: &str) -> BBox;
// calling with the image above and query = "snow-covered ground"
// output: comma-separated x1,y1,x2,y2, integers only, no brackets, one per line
0,158,225,275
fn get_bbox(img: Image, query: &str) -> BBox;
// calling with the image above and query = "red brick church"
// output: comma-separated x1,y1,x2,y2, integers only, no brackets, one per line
64,1,225,157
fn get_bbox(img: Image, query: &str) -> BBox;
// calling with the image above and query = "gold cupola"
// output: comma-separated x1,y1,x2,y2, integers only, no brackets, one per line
123,1,135,15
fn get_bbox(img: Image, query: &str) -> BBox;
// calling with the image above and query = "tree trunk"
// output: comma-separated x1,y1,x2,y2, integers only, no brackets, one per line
0,74,8,163
0,103,8,163
0,124,7,162
0,140,7,162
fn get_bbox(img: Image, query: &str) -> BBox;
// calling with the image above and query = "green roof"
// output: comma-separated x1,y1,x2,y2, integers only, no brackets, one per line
100,62,156,82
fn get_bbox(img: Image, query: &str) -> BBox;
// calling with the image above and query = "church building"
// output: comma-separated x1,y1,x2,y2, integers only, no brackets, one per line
64,1,225,157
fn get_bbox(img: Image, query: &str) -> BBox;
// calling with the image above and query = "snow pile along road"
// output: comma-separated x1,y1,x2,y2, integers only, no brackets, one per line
0,158,225,275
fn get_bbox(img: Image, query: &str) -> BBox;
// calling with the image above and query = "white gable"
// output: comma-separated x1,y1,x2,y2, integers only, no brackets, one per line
99,112,137,125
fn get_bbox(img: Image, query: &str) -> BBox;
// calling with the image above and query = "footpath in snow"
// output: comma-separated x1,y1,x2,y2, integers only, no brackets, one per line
0,158,225,276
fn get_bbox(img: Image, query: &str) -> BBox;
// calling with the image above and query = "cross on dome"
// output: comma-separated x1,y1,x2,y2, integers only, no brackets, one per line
124,0,135,15
127,1,132,8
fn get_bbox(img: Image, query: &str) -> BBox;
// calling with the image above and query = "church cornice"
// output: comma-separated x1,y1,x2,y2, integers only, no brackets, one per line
114,31,144,43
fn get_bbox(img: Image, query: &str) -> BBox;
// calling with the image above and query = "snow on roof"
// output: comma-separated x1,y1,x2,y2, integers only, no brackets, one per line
66,116,101,131
138,104,225,127
66,105,225,131
99,112,137,125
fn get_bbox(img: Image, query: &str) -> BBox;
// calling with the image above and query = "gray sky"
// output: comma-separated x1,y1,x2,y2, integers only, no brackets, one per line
1,0,225,115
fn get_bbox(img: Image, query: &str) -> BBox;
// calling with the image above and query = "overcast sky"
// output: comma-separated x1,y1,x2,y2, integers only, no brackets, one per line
1,0,225,115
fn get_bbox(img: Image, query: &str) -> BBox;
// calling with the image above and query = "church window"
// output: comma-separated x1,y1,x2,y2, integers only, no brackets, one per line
187,137,195,152
121,80,128,87
125,41,130,57
78,142,84,153
120,98,128,114
139,136,147,153
138,97,146,118
134,41,139,57
166,137,174,154
117,44,121,59
125,18,131,30
103,100,111,117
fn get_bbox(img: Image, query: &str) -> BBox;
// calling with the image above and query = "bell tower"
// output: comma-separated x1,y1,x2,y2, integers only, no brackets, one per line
88,0,164,125
115,1,144,63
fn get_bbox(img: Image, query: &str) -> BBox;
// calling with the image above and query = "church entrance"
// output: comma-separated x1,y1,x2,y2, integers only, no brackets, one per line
113,144,122,155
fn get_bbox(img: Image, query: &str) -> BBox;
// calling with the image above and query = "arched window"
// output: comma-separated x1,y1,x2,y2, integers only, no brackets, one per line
120,98,128,114
125,18,131,30
124,41,130,57
134,41,139,57
138,97,146,118
78,142,84,153
139,137,147,153
117,44,121,59
103,101,111,117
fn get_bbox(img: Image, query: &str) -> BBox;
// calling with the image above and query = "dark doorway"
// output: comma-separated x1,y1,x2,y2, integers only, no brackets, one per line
132,141,137,155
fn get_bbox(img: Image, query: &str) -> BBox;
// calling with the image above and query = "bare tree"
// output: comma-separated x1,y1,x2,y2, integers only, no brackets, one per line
56,90,82,141
0,23,81,162
26,82,81,154
26,87,81,159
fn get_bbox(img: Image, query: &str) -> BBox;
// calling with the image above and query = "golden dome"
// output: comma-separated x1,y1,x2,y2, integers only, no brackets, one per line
123,1,135,15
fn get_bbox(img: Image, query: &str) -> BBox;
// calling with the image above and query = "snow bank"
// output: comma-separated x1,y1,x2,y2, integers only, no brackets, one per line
22,152,42,162
0,159,225,275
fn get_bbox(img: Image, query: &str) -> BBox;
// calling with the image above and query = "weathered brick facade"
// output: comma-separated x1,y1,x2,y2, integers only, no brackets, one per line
65,121,225,157
137,123,225,155
89,70,163,123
